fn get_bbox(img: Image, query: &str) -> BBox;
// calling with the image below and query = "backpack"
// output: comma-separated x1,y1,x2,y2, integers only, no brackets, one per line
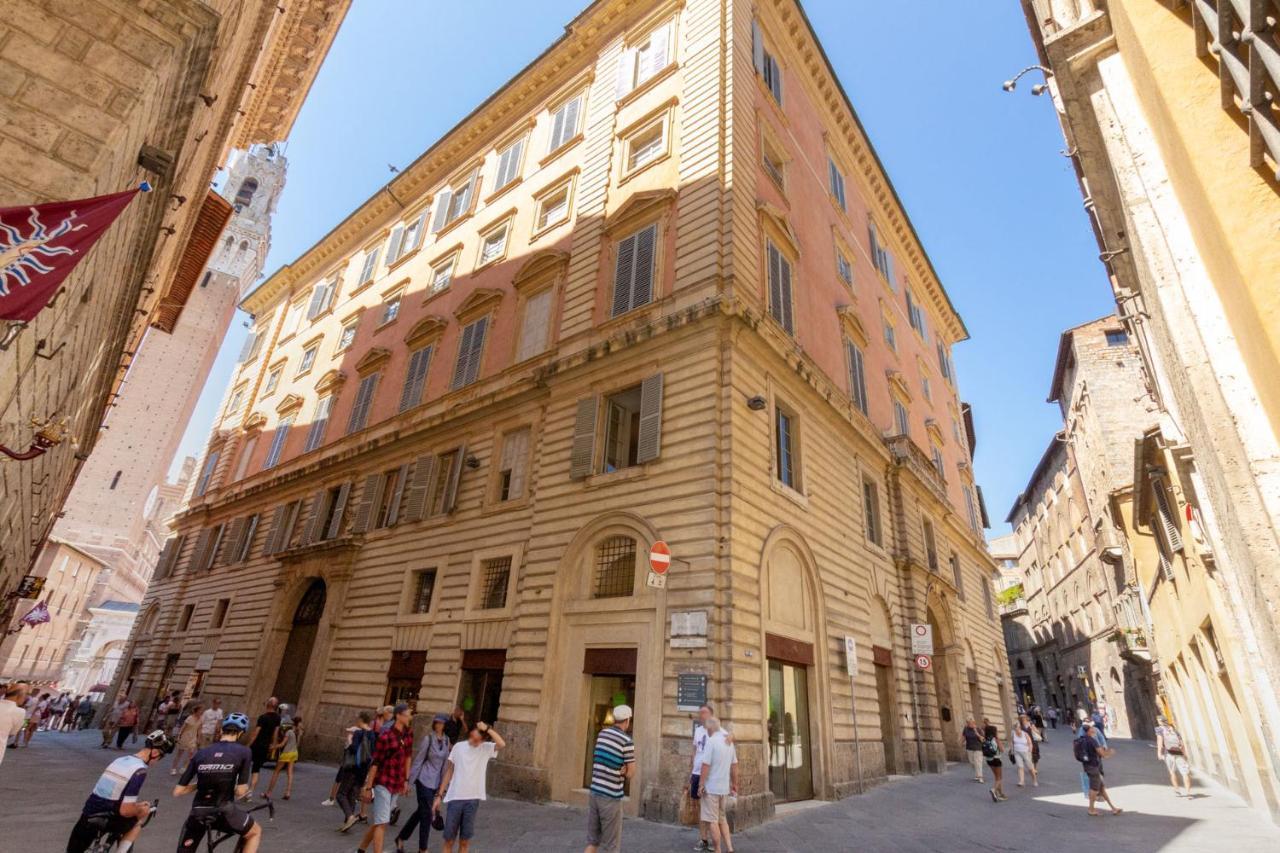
1163,728,1183,754
342,729,374,769
981,736,998,759
1073,735,1090,763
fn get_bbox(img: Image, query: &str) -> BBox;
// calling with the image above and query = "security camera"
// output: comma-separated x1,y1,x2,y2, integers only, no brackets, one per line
1002,80,1016,92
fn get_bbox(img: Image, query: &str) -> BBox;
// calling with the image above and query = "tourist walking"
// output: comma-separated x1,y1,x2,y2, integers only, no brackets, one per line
23,692,50,746
1012,714,1038,787
172,702,203,775
358,703,415,853
245,697,282,797
59,694,80,731
1074,720,1122,816
75,695,96,730
1047,707,1058,729
265,715,301,799
394,713,451,853
961,716,985,782
336,710,377,831
444,706,469,744
982,719,1006,802
585,705,636,853
1155,715,1193,796
689,704,713,851
699,716,738,853
432,719,505,853
198,698,223,748
115,699,139,749
1,681,29,764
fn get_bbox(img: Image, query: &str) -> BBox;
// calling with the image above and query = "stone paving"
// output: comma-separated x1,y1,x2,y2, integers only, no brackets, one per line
3,727,1278,851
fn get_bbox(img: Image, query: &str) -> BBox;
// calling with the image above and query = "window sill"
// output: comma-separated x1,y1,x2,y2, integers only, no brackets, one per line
615,62,678,109
529,214,570,244
473,253,508,275
421,285,451,308
539,133,583,168
395,613,436,627
770,477,809,510
434,211,474,241
386,248,420,272
481,495,530,516
619,150,672,186
484,178,522,206
349,279,376,298
374,317,400,334
294,368,315,380
584,464,649,490
277,332,297,347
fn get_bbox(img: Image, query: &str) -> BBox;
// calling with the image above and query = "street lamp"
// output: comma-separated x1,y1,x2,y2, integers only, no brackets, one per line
0,415,71,461
1002,64,1054,96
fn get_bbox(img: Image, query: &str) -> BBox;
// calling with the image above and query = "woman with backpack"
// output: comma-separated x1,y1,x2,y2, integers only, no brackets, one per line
981,719,1007,802
337,710,377,831
1155,715,1192,796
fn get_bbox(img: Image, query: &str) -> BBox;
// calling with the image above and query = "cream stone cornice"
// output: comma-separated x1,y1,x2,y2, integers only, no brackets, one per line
759,0,968,343
244,0,672,314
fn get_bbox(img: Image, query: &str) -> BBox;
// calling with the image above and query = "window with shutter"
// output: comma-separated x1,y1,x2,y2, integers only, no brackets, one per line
827,157,846,210
836,248,853,285
636,373,664,464
359,246,381,284
451,317,488,389
516,289,553,362
263,414,294,469
305,396,332,452
951,554,965,599
548,94,582,153
536,181,572,230
262,367,282,396
569,397,598,480
893,399,910,436
235,514,259,563
431,447,465,516
222,517,246,566
400,455,438,523
494,138,525,191
349,473,382,534
446,170,478,224
430,190,452,233
323,482,351,540
863,478,882,545
346,373,380,434
964,487,980,533
430,255,456,293
752,20,783,104
1152,482,1183,553
611,224,656,317
883,318,896,352
602,385,644,472
766,240,794,334
629,21,672,91
385,226,405,266
402,213,426,256
299,491,326,546
496,427,531,502
847,342,868,415
305,281,328,320
237,330,259,362
399,345,433,412
625,118,667,172
377,465,408,528
775,405,799,489
195,451,219,497
869,219,895,289
478,221,509,266
923,519,938,572
282,300,304,339
381,293,402,325
297,345,318,375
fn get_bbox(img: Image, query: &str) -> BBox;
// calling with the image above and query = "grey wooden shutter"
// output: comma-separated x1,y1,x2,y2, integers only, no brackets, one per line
300,490,326,546
649,24,669,75
191,528,214,573
632,224,655,308
237,331,258,361
442,444,466,513
496,139,523,188
155,538,178,579
401,455,438,523
264,505,288,555
406,213,426,253
767,242,784,326
1153,483,1183,552
517,289,552,361
752,19,764,74
465,318,487,386
241,514,259,561
386,225,405,265
224,517,247,565
771,55,783,103
400,346,432,412
569,397,599,480
612,231,637,316
636,373,664,464
347,374,379,433
549,103,567,152
387,463,409,526
350,473,382,534
325,482,352,540
305,282,327,319
615,47,635,99
847,342,867,414
451,323,476,389
431,190,452,232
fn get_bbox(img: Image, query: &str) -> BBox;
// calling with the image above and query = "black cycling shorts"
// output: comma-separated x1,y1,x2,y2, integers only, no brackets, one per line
178,805,255,850
67,812,137,853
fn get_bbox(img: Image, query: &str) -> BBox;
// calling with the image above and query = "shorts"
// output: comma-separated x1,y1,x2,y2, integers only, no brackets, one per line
585,794,623,851
278,750,299,763
1084,765,1105,792
986,756,1002,768
689,773,701,800
443,799,480,841
250,747,269,773
1012,751,1034,769
179,804,255,849
371,785,398,825
700,792,727,824
67,812,137,853
1164,752,1190,775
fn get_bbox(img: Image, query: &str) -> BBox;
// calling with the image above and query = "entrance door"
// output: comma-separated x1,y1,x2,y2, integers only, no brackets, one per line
271,579,326,706
767,660,814,802
874,659,900,774
581,674,636,790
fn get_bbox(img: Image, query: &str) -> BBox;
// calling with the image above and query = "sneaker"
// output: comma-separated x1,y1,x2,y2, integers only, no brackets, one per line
990,788,998,803
338,814,359,833
695,842,711,851
321,798,336,807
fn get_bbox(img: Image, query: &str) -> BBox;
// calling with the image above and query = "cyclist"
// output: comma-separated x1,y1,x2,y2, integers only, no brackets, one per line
67,729,173,853
173,712,262,853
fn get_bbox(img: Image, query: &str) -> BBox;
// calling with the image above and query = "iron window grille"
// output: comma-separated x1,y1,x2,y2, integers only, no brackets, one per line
479,557,512,610
593,536,636,598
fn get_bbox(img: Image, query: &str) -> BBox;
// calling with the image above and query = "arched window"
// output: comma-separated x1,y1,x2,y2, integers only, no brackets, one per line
238,240,249,252
110,470,122,489
592,535,636,598
234,177,259,210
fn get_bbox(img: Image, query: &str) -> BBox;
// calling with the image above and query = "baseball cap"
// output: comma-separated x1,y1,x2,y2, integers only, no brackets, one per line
613,704,633,722
1081,718,1095,728
394,702,412,715
432,713,449,723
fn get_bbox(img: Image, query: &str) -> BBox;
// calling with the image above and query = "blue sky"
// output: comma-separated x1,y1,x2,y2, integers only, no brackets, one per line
172,0,1114,534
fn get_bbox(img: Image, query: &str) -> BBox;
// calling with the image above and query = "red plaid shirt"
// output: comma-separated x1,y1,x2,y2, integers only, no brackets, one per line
371,724,415,793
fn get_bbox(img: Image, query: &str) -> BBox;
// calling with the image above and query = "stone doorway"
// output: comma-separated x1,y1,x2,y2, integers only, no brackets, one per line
271,578,326,707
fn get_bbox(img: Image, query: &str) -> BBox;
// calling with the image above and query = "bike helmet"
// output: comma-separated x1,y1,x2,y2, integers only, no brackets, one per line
222,712,250,732
144,730,175,755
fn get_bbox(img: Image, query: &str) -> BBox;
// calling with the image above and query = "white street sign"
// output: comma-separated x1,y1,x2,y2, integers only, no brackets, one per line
844,635,858,678
910,623,934,656
646,570,667,589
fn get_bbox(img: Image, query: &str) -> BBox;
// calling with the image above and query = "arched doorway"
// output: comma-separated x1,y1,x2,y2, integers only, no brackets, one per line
271,579,326,706
869,596,900,775
926,602,961,759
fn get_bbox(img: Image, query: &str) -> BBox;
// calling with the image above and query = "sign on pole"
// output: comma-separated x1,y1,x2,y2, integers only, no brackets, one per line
843,636,858,678
910,623,934,656
915,654,932,671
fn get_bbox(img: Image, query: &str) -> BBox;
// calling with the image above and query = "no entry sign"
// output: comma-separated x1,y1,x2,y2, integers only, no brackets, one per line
649,541,672,574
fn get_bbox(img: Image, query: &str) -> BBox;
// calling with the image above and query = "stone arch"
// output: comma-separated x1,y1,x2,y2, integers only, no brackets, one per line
925,591,963,758
554,511,660,604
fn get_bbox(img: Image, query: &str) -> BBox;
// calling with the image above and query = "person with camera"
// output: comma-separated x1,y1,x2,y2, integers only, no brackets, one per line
67,729,172,853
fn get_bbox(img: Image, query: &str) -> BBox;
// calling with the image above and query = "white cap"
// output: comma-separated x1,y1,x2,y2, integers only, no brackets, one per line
613,704,633,722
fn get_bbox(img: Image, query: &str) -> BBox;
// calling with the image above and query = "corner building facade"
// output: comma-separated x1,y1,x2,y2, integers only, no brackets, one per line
125,0,1007,825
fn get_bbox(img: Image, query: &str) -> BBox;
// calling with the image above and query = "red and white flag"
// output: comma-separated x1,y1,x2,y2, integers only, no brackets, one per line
18,600,51,628
0,185,148,322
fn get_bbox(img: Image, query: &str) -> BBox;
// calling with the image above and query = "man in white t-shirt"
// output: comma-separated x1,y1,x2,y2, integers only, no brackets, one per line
688,704,714,851
432,720,506,852
198,698,223,748
698,718,738,853
1,682,30,764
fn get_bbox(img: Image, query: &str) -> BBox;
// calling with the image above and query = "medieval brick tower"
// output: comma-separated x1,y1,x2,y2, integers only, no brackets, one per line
50,145,287,608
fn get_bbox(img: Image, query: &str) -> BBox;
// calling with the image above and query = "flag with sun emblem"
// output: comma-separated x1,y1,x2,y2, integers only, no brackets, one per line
0,185,147,322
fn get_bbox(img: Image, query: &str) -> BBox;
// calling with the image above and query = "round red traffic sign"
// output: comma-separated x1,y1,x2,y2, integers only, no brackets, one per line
649,540,672,574
915,654,932,670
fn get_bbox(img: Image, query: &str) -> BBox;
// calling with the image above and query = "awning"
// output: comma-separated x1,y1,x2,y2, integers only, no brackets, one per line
150,189,234,333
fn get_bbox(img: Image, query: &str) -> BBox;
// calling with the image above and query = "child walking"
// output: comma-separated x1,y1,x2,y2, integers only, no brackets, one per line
266,715,302,799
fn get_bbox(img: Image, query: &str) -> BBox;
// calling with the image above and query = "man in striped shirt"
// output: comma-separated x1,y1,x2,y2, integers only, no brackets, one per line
585,704,635,853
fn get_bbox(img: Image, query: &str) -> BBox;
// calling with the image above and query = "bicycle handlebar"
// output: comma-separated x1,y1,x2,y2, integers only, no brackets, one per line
141,799,160,829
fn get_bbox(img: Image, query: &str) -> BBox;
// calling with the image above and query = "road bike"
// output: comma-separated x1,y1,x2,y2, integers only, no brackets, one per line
84,799,159,853
188,798,275,852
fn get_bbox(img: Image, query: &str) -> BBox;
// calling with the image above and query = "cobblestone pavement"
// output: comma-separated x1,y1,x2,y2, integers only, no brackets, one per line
4,728,1278,851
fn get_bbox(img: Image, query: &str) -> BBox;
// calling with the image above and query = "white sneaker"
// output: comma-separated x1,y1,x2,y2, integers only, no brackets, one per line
321,798,336,806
